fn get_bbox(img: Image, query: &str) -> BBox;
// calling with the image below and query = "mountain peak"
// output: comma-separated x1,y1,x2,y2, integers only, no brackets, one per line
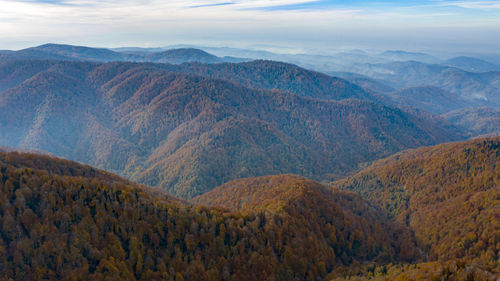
191,174,328,213
146,48,221,64
444,56,500,72
26,43,124,62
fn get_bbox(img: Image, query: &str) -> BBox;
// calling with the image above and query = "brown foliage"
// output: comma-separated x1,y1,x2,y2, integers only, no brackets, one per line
331,137,500,271
0,152,408,280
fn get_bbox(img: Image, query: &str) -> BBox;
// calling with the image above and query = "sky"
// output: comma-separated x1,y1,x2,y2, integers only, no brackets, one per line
1,0,500,54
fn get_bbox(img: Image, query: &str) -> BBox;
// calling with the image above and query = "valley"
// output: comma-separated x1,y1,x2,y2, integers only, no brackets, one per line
0,43,498,280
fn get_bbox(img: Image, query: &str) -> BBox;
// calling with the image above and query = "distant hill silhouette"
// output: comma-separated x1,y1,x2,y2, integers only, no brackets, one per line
387,86,468,114
350,61,500,109
0,43,241,64
444,56,500,72
378,50,439,63
442,107,500,137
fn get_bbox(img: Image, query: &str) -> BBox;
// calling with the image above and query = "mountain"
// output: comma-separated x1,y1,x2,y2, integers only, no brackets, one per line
442,107,500,137
160,46,390,72
444,56,500,72
350,61,500,108
387,86,468,114
25,43,128,62
145,48,246,64
328,71,395,94
14,44,500,112
0,151,412,280
0,60,463,198
378,50,440,63
0,60,61,91
0,48,75,61
145,48,222,64
163,60,387,103
196,173,500,280
112,47,166,53
331,138,500,273
192,174,418,260
0,44,241,64
0,45,387,103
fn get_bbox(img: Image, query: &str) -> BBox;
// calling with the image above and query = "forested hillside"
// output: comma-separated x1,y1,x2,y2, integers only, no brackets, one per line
0,59,461,198
159,60,383,102
386,86,468,114
0,151,411,280
442,107,500,137
331,137,500,278
193,174,418,262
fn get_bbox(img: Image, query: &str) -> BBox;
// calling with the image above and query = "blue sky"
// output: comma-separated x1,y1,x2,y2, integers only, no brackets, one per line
1,0,499,54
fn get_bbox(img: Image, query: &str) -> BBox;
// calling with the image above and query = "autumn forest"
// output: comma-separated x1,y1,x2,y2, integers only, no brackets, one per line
0,43,499,281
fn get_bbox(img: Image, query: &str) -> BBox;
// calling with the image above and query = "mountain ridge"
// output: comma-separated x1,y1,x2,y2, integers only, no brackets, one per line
331,137,500,270
0,43,244,64
0,59,463,198
0,151,415,280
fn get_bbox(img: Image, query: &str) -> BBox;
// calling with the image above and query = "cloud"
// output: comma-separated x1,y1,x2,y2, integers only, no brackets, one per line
431,0,500,9
189,2,234,8
245,0,335,11
0,0,499,52
14,0,70,4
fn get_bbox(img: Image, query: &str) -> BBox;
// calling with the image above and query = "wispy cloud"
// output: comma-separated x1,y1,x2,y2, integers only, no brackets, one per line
245,0,335,11
0,0,499,52
185,0,331,10
434,0,500,9
14,0,70,4
189,2,234,8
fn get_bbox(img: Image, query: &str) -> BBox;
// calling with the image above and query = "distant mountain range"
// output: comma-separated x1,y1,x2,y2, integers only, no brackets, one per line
443,56,500,72
0,58,463,198
328,72,396,94
142,45,500,112
159,60,386,103
3,44,499,110
349,61,500,108
0,43,246,64
378,50,440,64
386,86,468,114
442,107,500,137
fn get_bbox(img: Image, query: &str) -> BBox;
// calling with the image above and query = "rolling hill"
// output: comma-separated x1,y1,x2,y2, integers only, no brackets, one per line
0,43,241,64
442,107,500,137
378,50,440,63
331,137,500,273
0,60,463,198
387,86,468,114
161,60,387,103
192,174,418,262
329,72,395,94
24,43,128,62
21,44,499,114
0,151,413,280
444,56,500,72
0,45,387,103
350,61,500,109
145,48,222,64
